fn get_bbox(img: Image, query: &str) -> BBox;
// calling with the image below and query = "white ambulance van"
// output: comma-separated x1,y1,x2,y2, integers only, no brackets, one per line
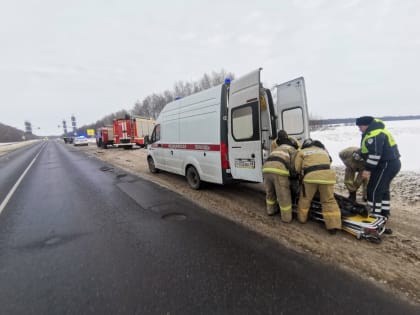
147,68,309,189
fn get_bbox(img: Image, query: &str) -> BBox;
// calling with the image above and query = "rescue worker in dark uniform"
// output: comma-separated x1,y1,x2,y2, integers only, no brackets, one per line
295,139,342,234
356,116,401,218
339,146,368,201
262,131,299,222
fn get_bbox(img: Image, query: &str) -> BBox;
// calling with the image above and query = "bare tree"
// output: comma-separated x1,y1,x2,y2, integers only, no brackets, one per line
77,69,234,131
132,99,152,118
199,73,212,90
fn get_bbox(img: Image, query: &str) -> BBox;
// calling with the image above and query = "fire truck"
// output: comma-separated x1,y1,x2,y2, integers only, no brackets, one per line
113,116,155,149
96,126,114,149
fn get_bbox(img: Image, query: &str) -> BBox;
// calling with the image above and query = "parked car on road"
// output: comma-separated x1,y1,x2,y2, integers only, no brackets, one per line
73,136,89,146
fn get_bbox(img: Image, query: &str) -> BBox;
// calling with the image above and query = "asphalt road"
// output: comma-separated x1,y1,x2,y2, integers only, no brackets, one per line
0,140,418,314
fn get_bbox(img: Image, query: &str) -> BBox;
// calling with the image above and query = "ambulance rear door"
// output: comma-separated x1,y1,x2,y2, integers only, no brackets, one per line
228,68,263,183
275,77,310,141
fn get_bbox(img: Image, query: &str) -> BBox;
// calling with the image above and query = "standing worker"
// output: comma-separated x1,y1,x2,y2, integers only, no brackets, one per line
355,116,401,218
295,139,342,234
339,146,368,202
262,130,299,222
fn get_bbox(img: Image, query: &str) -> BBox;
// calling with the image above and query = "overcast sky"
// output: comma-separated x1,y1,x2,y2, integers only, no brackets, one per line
1,0,419,136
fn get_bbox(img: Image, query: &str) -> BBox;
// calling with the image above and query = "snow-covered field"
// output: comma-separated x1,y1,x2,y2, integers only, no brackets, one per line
1,120,417,171
0,140,41,156
311,119,419,172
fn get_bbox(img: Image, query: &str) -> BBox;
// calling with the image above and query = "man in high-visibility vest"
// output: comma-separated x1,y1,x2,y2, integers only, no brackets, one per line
355,116,401,218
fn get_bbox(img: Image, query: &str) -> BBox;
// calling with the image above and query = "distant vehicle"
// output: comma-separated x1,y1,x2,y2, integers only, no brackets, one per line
147,69,309,189
63,136,73,144
113,116,155,149
73,136,89,146
133,116,155,147
96,126,114,149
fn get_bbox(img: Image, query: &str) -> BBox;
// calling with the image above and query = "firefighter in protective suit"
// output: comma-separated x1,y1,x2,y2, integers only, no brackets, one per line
295,139,342,234
339,146,368,201
262,131,299,222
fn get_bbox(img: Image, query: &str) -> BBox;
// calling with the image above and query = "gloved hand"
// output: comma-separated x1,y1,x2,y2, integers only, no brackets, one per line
352,149,363,161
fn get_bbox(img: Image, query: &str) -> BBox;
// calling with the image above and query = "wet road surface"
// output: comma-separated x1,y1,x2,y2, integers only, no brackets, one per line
0,140,418,314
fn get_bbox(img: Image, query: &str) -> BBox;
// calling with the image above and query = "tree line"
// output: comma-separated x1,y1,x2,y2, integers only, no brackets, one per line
309,115,420,131
74,68,420,137
76,69,234,135
0,122,39,142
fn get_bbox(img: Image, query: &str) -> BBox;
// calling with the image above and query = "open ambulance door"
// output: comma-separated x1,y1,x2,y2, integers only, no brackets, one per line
275,77,310,142
228,68,263,183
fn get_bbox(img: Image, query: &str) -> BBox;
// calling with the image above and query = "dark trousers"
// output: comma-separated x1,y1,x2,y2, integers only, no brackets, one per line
367,159,401,216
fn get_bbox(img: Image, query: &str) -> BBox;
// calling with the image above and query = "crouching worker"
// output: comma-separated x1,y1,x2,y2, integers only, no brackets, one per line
262,130,299,222
339,146,368,202
295,139,342,234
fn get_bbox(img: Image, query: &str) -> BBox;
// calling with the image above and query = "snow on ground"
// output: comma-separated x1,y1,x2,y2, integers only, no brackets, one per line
0,140,41,156
311,119,419,172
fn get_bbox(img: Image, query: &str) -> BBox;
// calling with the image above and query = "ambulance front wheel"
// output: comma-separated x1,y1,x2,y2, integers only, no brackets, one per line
186,166,201,190
148,157,159,173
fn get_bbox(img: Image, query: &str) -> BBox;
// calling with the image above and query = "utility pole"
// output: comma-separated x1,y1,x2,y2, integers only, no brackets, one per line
71,115,77,136
24,120,32,135
62,119,68,136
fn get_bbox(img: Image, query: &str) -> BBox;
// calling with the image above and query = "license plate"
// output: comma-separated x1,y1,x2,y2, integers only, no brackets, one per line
234,159,255,169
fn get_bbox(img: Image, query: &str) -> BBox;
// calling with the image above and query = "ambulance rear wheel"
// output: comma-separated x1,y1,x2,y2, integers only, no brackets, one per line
148,157,159,173
186,166,201,190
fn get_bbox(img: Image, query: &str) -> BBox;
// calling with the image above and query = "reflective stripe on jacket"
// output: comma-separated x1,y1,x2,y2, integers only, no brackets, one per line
360,119,400,171
295,146,336,184
263,144,297,176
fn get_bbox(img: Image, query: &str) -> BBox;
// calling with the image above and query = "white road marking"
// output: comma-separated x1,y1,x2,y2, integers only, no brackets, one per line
0,146,44,215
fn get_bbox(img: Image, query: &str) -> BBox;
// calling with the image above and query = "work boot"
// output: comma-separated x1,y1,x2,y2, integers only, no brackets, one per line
328,229,338,235
348,191,356,202
267,209,279,216
381,210,390,219
361,207,370,217
362,205,372,217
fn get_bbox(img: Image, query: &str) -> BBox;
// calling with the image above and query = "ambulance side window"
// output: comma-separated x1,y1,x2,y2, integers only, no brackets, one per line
231,102,259,141
150,124,160,143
